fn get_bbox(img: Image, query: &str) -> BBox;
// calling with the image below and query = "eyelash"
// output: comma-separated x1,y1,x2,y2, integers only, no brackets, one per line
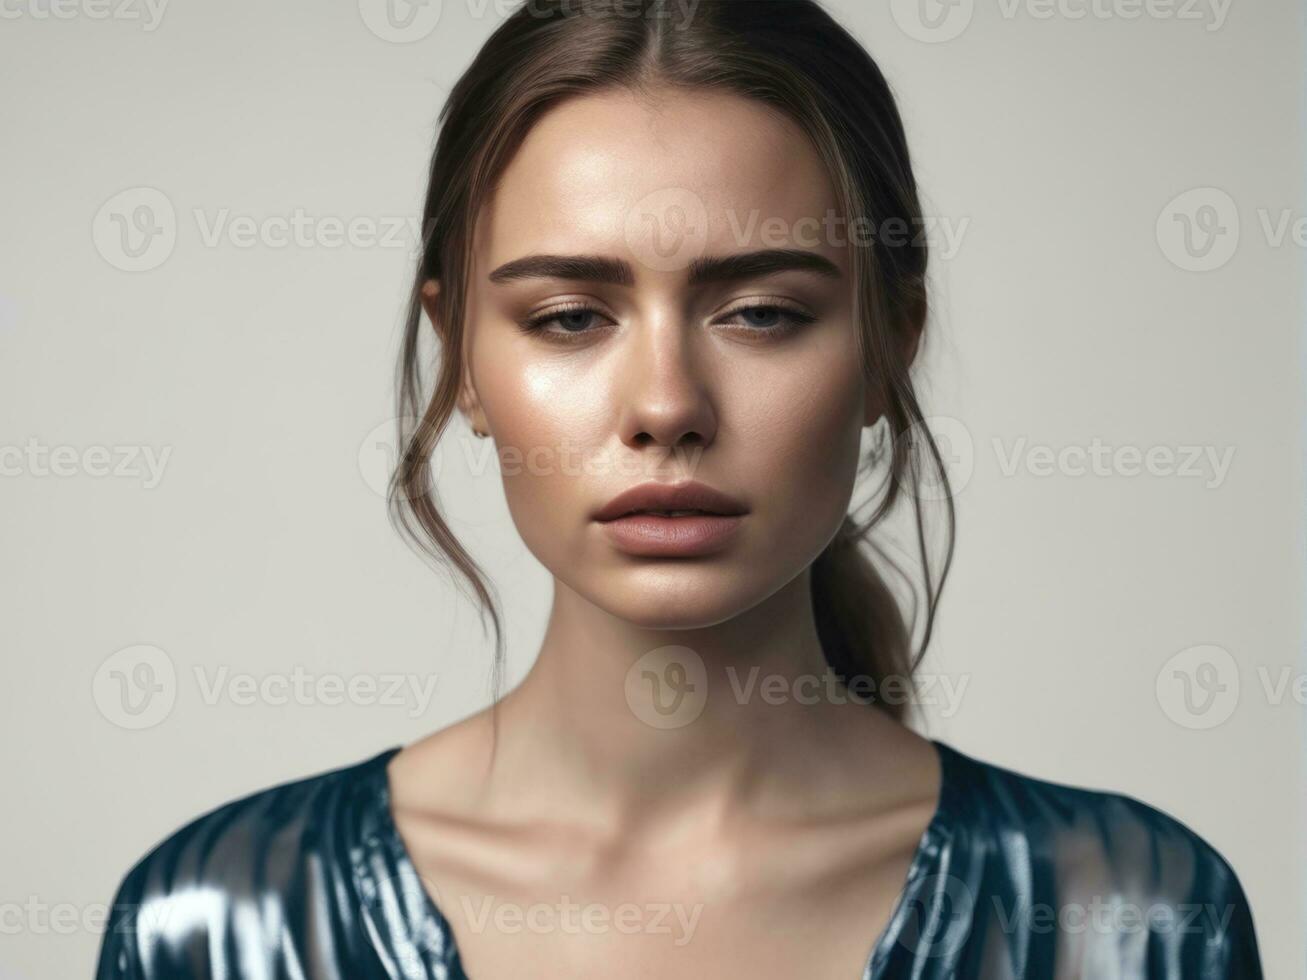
519,300,818,343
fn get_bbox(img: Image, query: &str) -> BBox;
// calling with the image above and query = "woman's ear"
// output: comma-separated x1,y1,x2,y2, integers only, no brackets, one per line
419,279,445,343
419,279,490,436
863,321,924,427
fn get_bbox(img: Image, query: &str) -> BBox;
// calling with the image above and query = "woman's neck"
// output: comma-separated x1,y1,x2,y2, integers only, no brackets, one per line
473,568,909,838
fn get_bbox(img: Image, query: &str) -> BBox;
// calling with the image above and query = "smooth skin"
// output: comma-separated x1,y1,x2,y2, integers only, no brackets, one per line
389,86,943,979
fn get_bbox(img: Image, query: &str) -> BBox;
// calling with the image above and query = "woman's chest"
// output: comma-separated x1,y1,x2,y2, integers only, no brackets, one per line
399,815,932,980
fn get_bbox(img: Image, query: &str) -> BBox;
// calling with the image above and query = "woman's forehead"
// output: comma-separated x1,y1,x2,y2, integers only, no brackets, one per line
472,87,846,277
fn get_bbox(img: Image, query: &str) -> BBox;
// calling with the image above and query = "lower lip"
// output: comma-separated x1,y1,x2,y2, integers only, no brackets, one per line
597,513,746,557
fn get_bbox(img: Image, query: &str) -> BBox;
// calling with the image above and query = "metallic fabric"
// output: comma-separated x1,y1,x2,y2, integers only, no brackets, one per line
95,740,1263,978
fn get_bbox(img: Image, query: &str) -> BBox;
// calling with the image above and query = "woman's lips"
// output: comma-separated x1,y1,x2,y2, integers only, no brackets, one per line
597,512,745,557
593,480,748,523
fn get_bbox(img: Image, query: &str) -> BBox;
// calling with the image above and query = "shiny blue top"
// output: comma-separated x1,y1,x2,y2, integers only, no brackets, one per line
94,740,1264,979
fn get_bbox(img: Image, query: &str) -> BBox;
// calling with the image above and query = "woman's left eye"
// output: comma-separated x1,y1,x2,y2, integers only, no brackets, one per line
719,304,818,332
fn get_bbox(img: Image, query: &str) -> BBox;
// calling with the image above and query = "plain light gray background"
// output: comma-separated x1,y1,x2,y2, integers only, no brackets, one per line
0,1,1301,976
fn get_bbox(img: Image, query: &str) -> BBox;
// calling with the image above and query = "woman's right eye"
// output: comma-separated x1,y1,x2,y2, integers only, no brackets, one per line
520,304,609,341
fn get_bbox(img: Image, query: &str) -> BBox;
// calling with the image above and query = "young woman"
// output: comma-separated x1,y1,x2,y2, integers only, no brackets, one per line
95,1,1263,977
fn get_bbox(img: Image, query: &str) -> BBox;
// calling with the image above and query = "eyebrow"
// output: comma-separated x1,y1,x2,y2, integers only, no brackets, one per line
486,248,843,286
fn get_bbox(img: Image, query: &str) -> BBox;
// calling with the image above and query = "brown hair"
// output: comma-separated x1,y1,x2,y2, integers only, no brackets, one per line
389,0,955,722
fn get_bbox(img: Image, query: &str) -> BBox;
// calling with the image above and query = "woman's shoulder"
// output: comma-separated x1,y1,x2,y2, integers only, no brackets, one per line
95,745,401,979
928,739,1263,975
108,746,398,888
938,739,1243,880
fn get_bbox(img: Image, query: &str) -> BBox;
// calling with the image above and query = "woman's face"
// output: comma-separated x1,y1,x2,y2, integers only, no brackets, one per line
436,87,873,628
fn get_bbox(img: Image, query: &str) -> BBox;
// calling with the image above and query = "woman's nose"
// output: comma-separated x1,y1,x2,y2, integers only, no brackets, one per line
612,317,718,452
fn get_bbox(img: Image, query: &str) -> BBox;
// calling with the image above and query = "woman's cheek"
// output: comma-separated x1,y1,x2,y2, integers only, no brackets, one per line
731,354,863,542
477,351,607,565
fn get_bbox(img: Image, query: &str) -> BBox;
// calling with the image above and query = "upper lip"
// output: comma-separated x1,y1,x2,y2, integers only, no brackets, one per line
593,481,749,522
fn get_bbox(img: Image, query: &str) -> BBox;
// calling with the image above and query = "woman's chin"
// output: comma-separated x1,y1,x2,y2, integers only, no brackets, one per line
582,574,775,631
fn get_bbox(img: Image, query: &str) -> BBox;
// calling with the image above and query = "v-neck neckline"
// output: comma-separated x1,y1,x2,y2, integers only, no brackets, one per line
364,737,962,979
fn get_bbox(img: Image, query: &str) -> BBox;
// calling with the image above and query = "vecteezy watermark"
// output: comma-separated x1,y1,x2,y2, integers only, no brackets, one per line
191,665,439,717
725,666,969,717
357,418,712,497
0,438,172,488
900,415,976,502
93,187,428,273
488,441,707,480
891,0,1231,43
357,0,703,43
722,209,970,261
988,893,1242,939
892,872,976,959
357,416,435,500
996,0,1230,29
623,187,712,274
889,418,1238,502
993,437,1236,489
459,894,703,945
622,187,969,274
505,0,703,28
4,891,226,939
0,896,112,936
1159,643,1307,728
366,869,702,949
1156,187,1307,272
1252,666,1307,708
357,0,443,42
0,0,170,30
625,645,710,729
623,647,970,729
191,209,419,250
1156,188,1241,272
890,0,976,43
92,644,441,729
92,644,178,730
92,187,177,273
1155,643,1240,729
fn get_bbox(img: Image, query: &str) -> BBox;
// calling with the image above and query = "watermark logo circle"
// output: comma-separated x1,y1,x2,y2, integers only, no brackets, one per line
625,645,708,729
1155,643,1239,729
893,871,975,958
1156,187,1240,272
93,187,176,272
891,0,975,43
900,415,974,501
358,0,443,43
93,644,177,730
358,416,445,499
623,187,709,273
